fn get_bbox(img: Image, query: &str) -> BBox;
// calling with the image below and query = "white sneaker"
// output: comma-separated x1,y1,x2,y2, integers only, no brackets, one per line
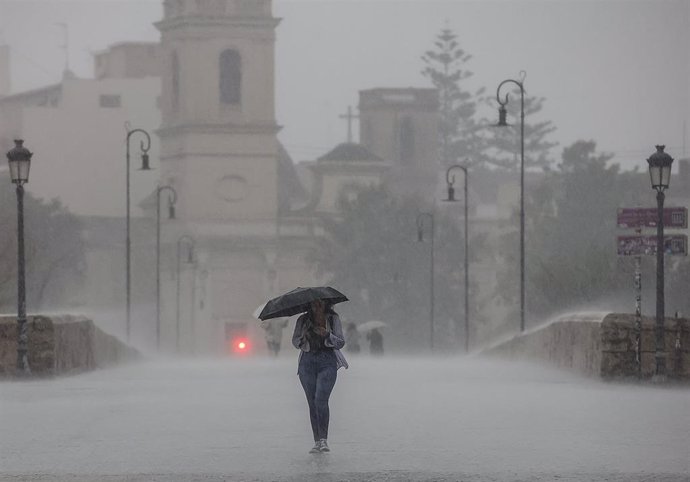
309,441,321,454
319,439,330,452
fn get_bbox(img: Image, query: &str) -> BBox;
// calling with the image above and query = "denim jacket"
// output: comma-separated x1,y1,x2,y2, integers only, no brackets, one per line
292,312,349,370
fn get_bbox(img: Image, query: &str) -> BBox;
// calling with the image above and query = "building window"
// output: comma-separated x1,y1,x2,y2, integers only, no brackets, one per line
171,52,180,112
399,117,415,165
219,49,241,105
99,94,121,108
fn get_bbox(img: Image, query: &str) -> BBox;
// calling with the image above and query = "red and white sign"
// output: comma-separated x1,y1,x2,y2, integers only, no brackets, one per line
617,235,688,256
617,207,688,229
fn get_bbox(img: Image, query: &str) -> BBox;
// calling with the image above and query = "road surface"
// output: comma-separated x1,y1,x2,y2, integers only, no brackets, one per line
1,355,688,481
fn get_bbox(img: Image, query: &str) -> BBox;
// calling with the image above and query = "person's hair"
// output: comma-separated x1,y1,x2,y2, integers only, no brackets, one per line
305,301,336,328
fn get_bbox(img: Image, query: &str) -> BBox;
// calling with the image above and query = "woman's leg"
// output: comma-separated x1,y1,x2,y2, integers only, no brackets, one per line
314,356,338,441
298,354,319,442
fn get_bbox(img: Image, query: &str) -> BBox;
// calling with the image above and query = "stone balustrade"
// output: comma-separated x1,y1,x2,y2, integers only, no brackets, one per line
484,313,689,380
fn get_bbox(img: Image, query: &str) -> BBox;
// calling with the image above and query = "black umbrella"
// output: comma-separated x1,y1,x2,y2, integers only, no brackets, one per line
258,286,348,320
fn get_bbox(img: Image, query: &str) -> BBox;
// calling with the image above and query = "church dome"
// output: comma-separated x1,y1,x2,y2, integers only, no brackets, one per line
317,142,382,163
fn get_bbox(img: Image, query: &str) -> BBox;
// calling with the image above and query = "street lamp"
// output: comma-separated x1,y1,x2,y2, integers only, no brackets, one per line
125,124,152,342
495,71,526,333
416,212,434,351
445,164,470,352
6,139,32,375
647,145,674,379
156,185,177,350
176,235,195,353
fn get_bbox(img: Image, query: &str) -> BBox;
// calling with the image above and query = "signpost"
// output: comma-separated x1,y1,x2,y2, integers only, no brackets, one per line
618,206,687,372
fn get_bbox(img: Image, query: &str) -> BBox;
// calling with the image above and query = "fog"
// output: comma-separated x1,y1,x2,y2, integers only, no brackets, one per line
0,2,689,478
0,0,688,167
2,357,689,480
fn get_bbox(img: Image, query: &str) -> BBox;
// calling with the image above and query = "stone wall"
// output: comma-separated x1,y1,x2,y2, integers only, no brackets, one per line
483,313,690,380
0,315,138,377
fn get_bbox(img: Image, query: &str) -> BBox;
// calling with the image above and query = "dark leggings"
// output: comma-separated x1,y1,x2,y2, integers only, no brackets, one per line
298,350,338,442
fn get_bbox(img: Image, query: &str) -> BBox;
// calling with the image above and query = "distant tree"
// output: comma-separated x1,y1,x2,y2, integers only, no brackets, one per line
309,183,480,352
0,173,85,311
421,27,485,166
481,88,558,171
492,140,648,325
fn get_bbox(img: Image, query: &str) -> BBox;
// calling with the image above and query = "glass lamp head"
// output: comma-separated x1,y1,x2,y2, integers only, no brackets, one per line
6,139,32,184
647,145,673,191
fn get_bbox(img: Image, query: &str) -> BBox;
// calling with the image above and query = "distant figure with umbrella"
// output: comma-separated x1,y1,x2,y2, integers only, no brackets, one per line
259,286,349,454
367,328,384,356
345,322,361,354
357,320,386,356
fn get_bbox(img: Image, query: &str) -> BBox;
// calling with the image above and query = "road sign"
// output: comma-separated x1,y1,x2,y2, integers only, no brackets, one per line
617,234,688,256
617,207,688,229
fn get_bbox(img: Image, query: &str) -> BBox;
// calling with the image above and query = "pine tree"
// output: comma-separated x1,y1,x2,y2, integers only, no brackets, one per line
421,27,484,167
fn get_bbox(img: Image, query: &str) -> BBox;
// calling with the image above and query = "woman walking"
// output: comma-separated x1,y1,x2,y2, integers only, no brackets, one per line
292,299,348,453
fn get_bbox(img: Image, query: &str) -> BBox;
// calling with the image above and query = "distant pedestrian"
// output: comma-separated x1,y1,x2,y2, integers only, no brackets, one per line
345,322,361,354
367,328,383,356
262,319,288,357
292,299,348,454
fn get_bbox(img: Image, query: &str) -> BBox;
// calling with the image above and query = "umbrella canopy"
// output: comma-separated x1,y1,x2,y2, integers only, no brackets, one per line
357,320,388,332
258,286,348,320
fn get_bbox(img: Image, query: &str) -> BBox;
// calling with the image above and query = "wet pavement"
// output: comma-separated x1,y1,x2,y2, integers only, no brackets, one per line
1,356,688,481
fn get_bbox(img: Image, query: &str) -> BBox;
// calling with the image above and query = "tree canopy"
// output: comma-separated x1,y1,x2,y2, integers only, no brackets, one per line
309,183,478,352
492,140,650,324
481,90,558,171
0,173,85,311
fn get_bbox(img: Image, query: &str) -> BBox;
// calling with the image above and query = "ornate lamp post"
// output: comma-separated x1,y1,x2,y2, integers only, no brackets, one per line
6,140,32,375
647,145,674,379
416,212,435,351
495,71,526,333
176,235,195,353
125,124,151,342
156,185,177,350
445,164,470,352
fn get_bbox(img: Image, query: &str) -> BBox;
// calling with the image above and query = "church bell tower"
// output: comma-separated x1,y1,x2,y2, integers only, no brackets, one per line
156,0,281,223
155,0,283,354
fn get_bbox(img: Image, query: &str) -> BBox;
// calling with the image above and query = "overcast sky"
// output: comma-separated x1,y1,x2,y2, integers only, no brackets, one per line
1,0,688,170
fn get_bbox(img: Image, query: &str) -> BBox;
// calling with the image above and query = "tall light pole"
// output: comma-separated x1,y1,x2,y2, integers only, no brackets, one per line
156,185,177,350
647,145,674,379
495,71,526,332
416,212,435,351
125,124,151,342
6,140,32,375
445,164,470,352
176,235,195,353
